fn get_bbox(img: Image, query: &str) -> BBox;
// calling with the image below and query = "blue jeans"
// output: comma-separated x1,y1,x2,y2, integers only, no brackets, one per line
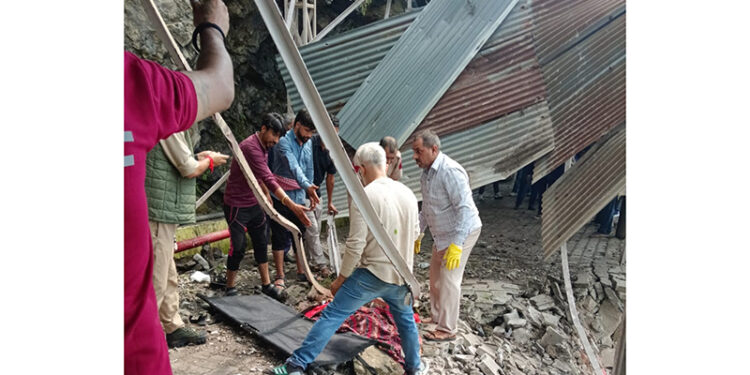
596,198,618,234
287,268,421,372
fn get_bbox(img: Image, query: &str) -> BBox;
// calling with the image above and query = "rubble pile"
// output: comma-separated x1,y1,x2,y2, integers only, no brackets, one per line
168,202,625,375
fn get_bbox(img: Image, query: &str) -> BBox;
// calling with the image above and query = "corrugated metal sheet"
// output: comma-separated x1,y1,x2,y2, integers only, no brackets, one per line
533,0,625,64
541,124,625,259
405,0,547,144
531,0,626,182
320,101,555,217
276,10,422,113
337,0,519,148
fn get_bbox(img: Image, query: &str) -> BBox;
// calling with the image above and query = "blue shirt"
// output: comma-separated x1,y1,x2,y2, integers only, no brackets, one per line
270,129,314,205
419,152,482,250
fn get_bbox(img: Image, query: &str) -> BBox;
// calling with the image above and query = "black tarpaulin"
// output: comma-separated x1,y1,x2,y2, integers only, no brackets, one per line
204,294,376,366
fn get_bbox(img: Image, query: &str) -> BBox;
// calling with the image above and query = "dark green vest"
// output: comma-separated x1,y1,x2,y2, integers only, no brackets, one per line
144,132,196,224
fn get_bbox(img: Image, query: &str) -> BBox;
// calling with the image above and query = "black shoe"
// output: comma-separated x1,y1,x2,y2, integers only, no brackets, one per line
262,284,287,302
166,327,207,348
225,287,238,296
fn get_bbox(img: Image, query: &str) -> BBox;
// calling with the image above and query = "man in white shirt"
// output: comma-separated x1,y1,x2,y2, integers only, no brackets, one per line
273,142,427,375
413,129,482,342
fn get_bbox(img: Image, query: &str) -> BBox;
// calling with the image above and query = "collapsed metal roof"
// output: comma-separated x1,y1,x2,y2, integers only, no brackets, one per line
276,0,625,221
319,100,554,217
541,123,625,259
531,0,626,182
337,0,519,149
276,9,421,114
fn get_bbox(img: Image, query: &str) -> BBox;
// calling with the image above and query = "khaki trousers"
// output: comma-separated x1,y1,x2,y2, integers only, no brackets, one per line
429,228,481,335
302,203,328,266
149,221,185,334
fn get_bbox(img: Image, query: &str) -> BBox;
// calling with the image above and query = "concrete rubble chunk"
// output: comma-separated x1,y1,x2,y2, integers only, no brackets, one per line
540,327,568,347
492,326,505,338
511,328,532,345
506,318,527,329
526,306,544,328
354,346,403,375
552,359,572,373
530,294,556,311
594,282,605,302
462,333,484,347
541,312,561,327
476,344,497,358
603,287,624,312
612,277,626,293
477,353,503,375
599,299,622,338
600,348,616,368
573,271,594,288
581,295,598,313
454,354,474,366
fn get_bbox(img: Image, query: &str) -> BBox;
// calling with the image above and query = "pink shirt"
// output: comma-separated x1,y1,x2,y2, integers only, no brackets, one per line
124,51,197,375
223,133,281,207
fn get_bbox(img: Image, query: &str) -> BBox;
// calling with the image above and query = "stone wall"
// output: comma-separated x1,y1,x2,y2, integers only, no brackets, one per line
124,0,395,213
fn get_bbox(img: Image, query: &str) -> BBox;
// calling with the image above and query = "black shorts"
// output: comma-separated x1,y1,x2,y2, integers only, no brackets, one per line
269,198,307,251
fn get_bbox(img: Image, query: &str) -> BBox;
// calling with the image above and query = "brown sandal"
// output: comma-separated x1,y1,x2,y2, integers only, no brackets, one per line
423,330,456,342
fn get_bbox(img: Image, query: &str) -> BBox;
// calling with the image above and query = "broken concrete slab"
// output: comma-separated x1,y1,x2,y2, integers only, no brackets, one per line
492,326,505,338
454,354,474,366
354,346,403,375
477,353,503,375
511,328,532,345
540,327,568,347
603,287,624,312
541,312,561,327
600,348,615,368
530,294,556,311
526,306,544,328
506,318,527,329
573,271,594,288
462,333,484,347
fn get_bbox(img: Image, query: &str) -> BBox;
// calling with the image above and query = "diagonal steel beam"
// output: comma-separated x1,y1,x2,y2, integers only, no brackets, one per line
312,0,366,42
253,0,421,300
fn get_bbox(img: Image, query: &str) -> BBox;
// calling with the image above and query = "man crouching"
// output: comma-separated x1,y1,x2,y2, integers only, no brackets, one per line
272,142,427,375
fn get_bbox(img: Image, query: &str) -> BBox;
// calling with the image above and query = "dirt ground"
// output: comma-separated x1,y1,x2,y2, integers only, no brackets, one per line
169,179,625,375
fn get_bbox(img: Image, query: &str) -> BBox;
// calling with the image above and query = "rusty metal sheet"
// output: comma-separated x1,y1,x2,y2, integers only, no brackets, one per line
532,2,626,182
541,124,625,259
406,0,547,144
319,101,555,217
336,0,518,148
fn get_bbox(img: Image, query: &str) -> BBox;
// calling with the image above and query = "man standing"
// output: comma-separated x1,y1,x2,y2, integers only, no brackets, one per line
412,130,482,341
221,113,310,299
268,108,319,286
380,136,403,181
124,1,234,373
273,143,427,375
303,113,340,277
145,131,228,348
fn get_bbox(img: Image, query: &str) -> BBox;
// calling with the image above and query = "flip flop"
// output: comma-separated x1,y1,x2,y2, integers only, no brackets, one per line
423,330,456,342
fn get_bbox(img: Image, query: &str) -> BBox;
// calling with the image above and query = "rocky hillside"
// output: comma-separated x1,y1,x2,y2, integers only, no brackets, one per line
124,0,403,213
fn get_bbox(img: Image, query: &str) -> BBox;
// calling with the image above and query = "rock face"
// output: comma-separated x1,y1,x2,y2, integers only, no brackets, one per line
123,0,389,213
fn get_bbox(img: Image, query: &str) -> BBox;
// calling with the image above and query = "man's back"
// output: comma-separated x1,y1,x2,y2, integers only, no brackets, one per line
343,177,419,285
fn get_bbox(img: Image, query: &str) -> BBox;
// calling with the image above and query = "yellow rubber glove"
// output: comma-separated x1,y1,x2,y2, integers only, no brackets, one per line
414,233,425,254
443,243,462,270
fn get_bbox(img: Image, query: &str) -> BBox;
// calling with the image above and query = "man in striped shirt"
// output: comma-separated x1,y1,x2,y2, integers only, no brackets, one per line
412,130,482,341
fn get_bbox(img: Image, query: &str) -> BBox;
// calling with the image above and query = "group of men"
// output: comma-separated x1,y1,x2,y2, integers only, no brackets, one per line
124,1,482,374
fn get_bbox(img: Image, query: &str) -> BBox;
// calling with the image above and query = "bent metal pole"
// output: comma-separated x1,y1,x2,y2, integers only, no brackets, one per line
140,0,330,297
253,0,421,300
